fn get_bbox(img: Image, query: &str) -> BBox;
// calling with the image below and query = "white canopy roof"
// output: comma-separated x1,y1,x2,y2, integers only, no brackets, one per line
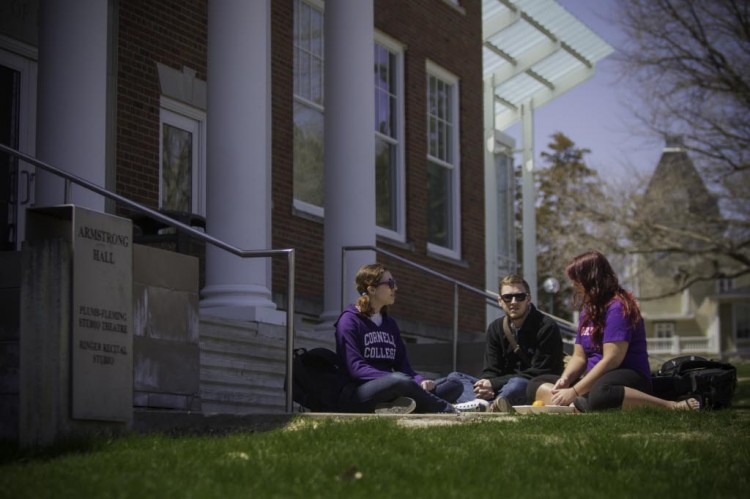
483,0,615,130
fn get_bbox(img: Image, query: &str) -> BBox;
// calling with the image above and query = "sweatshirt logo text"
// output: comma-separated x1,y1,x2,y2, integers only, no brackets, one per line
364,331,396,360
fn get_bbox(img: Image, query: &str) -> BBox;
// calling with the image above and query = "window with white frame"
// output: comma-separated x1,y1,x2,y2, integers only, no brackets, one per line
654,322,675,339
718,278,735,293
293,0,325,216
159,99,205,215
374,33,404,240
426,61,460,258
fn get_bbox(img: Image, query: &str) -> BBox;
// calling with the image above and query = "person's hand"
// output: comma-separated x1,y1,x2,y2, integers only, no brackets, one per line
550,387,577,406
553,376,569,390
420,379,435,391
473,379,494,400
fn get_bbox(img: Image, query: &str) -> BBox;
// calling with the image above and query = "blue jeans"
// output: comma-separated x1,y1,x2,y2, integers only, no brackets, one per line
343,372,462,413
445,371,529,405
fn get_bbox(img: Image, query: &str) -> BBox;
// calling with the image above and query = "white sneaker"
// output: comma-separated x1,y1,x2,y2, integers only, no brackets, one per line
374,396,417,414
453,399,490,412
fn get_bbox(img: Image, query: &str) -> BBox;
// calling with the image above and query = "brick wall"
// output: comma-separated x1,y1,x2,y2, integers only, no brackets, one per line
270,0,324,307
116,0,207,210
115,0,486,338
377,0,485,337
272,0,486,338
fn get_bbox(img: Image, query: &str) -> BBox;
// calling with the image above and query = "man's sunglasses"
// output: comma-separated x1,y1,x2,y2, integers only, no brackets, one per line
376,278,398,290
500,292,528,303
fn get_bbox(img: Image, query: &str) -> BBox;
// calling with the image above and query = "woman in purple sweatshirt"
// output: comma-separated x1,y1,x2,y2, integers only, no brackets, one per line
335,263,461,413
528,250,700,412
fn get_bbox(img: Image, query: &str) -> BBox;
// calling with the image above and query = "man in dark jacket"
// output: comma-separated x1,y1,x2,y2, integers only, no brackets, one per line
450,274,564,412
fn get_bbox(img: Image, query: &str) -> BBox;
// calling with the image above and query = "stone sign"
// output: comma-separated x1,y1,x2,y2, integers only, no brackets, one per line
26,205,132,422
71,207,132,421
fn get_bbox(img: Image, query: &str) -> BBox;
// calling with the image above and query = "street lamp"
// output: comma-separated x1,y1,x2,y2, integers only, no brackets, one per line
542,276,560,316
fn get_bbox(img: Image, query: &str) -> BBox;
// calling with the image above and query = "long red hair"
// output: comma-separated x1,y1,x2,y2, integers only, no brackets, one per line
566,250,641,346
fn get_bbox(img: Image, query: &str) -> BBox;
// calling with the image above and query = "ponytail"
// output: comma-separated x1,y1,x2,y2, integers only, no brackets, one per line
354,263,389,316
356,292,373,316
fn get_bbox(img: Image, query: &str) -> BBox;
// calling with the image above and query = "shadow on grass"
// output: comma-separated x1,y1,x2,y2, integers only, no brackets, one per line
0,435,107,466
0,413,299,465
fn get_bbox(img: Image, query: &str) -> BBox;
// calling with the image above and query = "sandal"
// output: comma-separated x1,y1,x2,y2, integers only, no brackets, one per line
675,398,701,411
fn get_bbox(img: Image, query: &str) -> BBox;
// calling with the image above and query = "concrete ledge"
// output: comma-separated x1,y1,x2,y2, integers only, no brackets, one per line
132,409,295,435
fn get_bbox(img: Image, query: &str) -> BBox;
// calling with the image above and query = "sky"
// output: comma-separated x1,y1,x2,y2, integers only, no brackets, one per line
505,0,666,183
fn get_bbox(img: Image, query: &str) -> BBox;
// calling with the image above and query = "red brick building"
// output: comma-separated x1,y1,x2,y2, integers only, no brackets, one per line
1,0,487,342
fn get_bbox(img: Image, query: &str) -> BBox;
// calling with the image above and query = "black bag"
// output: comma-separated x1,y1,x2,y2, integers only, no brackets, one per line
287,347,349,412
651,355,737,409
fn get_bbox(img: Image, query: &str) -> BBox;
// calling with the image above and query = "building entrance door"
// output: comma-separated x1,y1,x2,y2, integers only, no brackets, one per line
0,63,20,250
0,49,36,250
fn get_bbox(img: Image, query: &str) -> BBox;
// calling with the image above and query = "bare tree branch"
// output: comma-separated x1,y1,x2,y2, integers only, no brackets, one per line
615,0,750,176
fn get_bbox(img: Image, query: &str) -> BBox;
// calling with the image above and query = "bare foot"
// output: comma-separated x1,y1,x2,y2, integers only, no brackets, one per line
672,398,700,411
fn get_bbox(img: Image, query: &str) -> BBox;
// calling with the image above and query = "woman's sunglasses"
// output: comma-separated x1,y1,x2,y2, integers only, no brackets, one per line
500,292,528,303
376,278,398,290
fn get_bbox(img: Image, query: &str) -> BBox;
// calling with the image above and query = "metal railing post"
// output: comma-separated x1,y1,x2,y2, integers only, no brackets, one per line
453,282,459,372
285,249,295,412
341,246,347,312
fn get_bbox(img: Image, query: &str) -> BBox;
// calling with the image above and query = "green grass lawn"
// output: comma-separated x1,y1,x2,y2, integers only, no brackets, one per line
2,361,749,499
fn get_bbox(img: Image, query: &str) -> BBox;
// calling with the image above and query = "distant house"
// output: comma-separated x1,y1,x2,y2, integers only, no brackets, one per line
633,138,750,359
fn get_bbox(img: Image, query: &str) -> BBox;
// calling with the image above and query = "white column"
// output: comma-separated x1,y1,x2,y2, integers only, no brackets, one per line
321,0,376,319
200,0,282,323
35,0,108,211
483,77,500,327
521,102,538,303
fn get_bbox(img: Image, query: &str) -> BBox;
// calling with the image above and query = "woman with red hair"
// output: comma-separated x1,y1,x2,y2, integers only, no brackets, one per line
528,250,699,412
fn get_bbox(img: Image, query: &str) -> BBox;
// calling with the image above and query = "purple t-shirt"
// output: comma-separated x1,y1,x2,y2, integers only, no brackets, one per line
576,300,651,380
334,304,424,384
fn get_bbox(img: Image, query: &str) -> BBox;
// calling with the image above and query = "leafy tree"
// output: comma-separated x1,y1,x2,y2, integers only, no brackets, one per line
533,132,617,319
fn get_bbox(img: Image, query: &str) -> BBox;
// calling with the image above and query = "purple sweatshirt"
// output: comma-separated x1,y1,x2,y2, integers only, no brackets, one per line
576,299,651,380
334,304,424,384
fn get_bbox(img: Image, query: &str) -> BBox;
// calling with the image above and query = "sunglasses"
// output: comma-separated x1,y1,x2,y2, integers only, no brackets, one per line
500,292,528,303
376,278,398,290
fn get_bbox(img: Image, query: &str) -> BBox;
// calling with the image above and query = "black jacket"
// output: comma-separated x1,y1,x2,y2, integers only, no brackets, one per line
481,304,564,391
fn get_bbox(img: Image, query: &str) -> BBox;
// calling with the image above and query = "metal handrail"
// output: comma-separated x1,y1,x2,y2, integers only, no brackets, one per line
342,245,576,372
0,142,297,412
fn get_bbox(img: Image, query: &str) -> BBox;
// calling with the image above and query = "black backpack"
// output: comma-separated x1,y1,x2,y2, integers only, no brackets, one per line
287,347,349,412
651,355,737,410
